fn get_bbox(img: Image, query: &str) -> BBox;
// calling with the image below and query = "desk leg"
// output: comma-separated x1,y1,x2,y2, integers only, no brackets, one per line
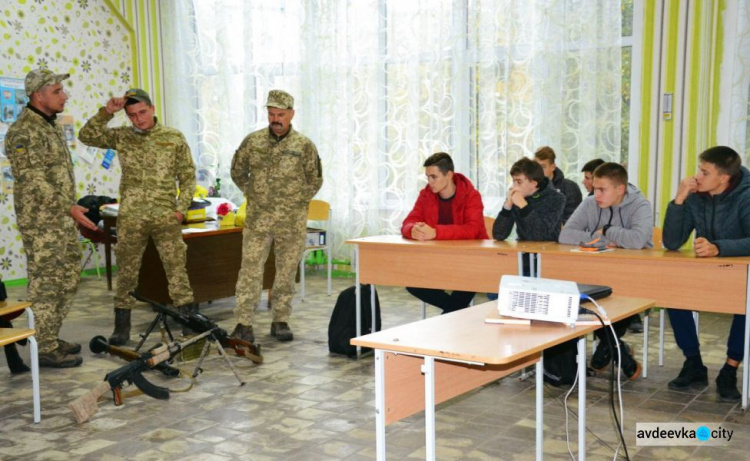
536,356,544,461
355,246,361,357
423,356,436,461
743,271,750,411
643,310,649,378
578,336,587,461
104,220,113,291
371,284,377,339
375,349,386,460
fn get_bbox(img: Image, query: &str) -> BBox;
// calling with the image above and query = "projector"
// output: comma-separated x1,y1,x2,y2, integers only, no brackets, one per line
497,275,580,326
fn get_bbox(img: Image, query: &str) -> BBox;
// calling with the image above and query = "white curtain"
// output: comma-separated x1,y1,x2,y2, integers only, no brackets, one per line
728,0,750,161
161,0,623,259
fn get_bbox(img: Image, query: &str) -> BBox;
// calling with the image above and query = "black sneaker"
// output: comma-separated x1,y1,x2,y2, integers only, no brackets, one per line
591,341,612,371
270,322,294,341
231,323,255,344
628,315,644,334
57,339,82,355
668,357,708,390
615,342,642,381
716,367,741,402
39,349,83,368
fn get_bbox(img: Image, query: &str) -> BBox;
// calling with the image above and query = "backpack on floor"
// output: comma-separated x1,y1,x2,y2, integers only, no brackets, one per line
542,339,578,387
328,284,382,357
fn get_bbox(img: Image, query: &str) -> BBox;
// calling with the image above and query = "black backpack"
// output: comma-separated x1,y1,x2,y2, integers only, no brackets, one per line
328,284,382,357
542,339,579,387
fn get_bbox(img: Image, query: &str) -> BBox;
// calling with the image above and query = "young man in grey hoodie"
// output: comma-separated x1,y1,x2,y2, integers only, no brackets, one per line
559,162,653,380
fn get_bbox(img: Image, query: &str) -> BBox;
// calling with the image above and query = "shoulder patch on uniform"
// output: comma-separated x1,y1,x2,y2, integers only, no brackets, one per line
14,144,26,155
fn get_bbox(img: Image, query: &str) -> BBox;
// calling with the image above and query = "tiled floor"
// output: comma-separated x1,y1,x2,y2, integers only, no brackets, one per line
0,273,748,460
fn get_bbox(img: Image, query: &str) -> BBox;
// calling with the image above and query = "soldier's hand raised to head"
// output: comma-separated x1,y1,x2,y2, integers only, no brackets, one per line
105,97,126,115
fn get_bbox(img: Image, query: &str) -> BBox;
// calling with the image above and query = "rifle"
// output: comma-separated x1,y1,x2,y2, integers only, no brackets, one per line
69,329,214,424
129,291,263,364
89,335,181,377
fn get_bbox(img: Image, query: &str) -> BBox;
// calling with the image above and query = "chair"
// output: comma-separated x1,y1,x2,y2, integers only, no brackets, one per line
77,223,115,282
0,301,40,423
79,237,101,279
299,200,332,301
484,216,495,238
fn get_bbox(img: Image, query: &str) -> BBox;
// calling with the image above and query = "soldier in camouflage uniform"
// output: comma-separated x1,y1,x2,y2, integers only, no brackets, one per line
231,90,323,342
79,89,197,345
5,69,99,367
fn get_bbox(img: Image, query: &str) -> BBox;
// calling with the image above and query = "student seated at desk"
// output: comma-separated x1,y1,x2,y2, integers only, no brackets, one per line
663,146,750,402
493,157,565,245
402,152,488,313
559,162,653,380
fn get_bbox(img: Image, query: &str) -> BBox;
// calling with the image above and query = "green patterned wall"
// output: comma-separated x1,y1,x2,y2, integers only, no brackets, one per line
0,0,135,282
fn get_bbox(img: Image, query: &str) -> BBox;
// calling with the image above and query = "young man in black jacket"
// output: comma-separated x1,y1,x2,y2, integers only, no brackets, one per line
663,146,750,402
534,146,582,223
493,157,565,242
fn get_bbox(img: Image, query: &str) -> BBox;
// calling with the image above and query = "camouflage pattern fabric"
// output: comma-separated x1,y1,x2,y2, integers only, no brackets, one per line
5,107,82,353
114,213,193,310
79,107,196,309
231,126,323,325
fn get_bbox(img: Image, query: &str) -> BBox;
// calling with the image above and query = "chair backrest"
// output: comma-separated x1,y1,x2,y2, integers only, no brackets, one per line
308,200,331,222
652,226,663,249
484,216,495,238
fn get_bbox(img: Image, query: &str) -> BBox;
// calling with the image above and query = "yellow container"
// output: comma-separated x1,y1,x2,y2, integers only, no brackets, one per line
218,211,236,227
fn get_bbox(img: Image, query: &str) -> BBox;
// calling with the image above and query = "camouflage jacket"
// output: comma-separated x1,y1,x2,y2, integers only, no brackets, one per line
79,107,196,218
5,106,77,232
231,126,322,222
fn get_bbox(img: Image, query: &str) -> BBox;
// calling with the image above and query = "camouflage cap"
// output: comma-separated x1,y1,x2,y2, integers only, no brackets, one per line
25,68,70,96
266,90,294,110
124,88,153,105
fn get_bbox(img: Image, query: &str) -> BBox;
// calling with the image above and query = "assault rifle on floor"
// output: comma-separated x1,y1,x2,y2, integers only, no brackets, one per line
89,335,181,377
69,329,215,424
129,291,263,365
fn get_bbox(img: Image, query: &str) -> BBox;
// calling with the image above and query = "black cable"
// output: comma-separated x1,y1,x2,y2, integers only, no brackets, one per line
580,300,631,460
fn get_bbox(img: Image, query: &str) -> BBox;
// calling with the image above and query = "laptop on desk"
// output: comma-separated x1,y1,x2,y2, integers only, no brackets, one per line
577,283,613,301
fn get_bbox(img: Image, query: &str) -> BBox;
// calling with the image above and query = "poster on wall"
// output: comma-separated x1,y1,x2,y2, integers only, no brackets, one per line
0,77,27,125
60,115,75,148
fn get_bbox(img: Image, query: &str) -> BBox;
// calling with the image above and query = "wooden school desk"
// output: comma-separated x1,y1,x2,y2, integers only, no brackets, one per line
352,296,655,461
532,242,750,410
346,235,539,352
102,217,279,303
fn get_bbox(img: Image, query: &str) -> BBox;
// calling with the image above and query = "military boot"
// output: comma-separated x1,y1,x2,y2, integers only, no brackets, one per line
270,322,293,342
38,348,83,368
109,308,131,346
232,323,255,343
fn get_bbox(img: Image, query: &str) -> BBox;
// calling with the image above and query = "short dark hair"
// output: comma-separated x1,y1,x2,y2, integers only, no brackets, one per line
698,146,741,176
424,152,454,174
593,162,628,186
510,157,545,185
533,146,556,163
581,158,606,174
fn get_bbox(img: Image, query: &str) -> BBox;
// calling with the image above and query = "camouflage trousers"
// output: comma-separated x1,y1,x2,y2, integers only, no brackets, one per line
115,213,194,310
21,222,81,353
234,225,307,325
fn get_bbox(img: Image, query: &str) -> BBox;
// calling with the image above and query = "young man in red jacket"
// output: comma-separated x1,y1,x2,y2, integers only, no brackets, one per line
401,152,488,313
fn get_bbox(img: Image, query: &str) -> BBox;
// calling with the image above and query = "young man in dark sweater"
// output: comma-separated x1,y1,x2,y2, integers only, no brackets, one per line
493,157,565,242
493,157,568,385
663,146,750,402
